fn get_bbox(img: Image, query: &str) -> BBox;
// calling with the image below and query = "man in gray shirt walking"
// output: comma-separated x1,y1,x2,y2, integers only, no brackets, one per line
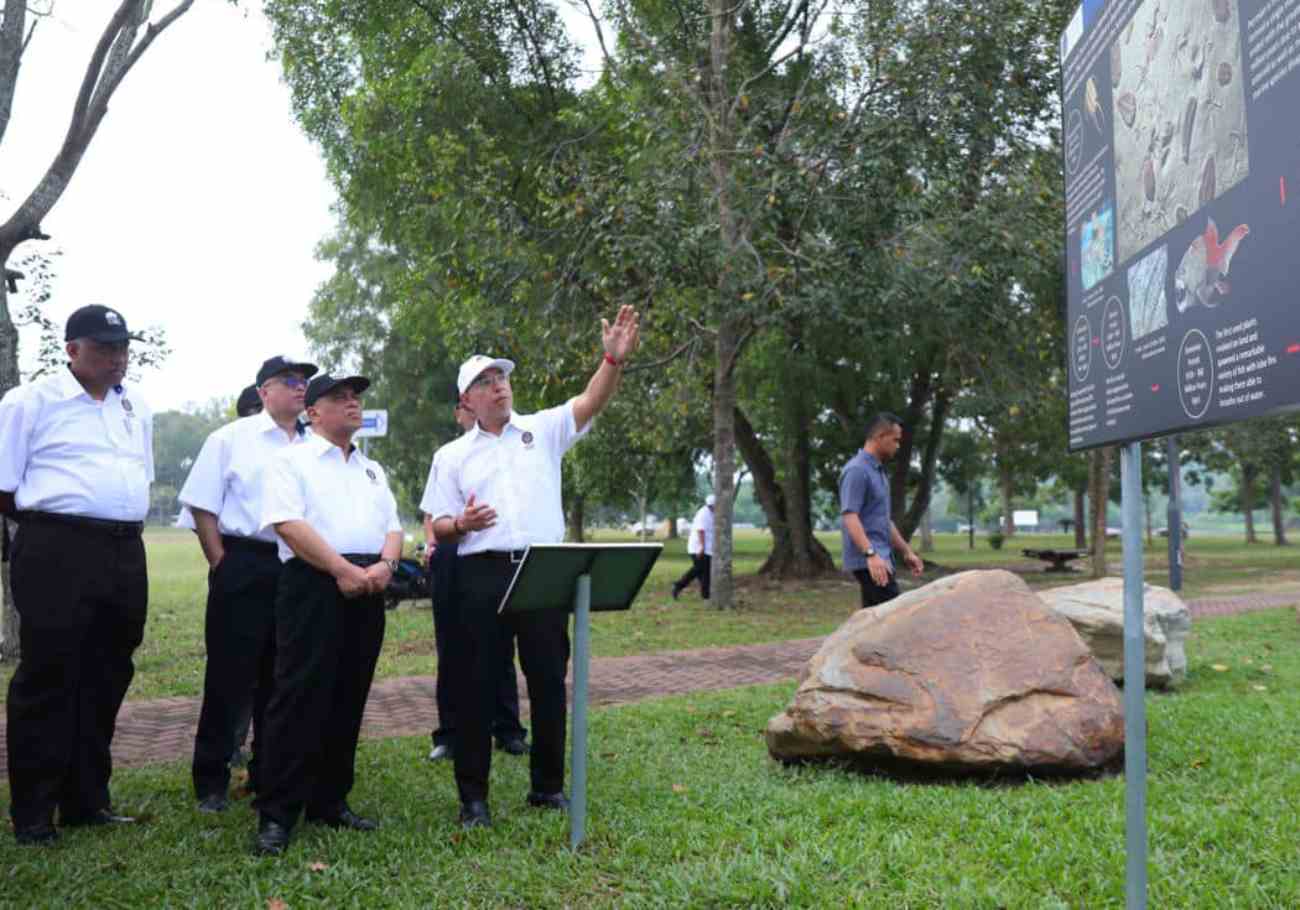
839,412,924,608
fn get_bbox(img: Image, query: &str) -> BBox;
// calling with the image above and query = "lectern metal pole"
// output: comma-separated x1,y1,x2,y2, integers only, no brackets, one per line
569,573,592,850
1121,442,1147,909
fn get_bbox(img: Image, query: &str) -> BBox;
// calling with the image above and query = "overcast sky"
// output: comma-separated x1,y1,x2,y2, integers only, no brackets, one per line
3,2,335,412
4,2,604,413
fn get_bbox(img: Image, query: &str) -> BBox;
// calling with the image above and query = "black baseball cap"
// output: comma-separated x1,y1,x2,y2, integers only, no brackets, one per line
236,384,262,417
256,355,319,387
304,373,370,407
65,305,135,343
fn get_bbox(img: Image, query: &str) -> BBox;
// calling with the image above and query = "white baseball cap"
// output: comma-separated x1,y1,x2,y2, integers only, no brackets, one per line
456,355,516,395
706,494,716,506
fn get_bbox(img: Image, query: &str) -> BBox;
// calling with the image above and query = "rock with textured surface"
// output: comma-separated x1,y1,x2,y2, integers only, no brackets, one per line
766,570,1124,775
1039,578,1189,688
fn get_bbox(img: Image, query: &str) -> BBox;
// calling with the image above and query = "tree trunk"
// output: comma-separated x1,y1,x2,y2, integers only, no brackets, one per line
705,0,740,609
897,387,949,540
919,506,934,553
711,319,740,607
1242,463,1259,543
566,493,585,543
1073,486,1087,549
999,457,1015,537
1089,446,1112,577
1144,493,1153,546
1270,462,1288,546
0,269,18,661
733,405,835,578
637,488,649,541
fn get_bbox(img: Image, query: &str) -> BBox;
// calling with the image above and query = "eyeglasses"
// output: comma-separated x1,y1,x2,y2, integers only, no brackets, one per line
266,375,308,390
468,371,509,391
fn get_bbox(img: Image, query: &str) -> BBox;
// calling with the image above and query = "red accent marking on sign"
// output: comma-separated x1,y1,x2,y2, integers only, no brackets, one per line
1151,384,1160,392
1287,343,1300,354
1282,176,1288,206
1093,337,1100,346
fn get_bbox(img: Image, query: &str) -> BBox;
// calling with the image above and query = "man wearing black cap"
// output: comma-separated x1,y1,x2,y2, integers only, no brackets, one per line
178,355,317,812
0,305,153,846
424,304,640,829
251,373,402,856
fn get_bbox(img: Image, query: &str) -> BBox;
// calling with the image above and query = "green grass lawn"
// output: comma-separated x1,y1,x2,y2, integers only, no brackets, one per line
3,527,1299,705
2,607,1298,907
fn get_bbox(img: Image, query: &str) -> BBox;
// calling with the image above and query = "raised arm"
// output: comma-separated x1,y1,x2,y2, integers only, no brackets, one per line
572,305,640,433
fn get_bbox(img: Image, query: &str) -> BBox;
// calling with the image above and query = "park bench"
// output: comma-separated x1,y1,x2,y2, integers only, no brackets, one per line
1022,548,1086,573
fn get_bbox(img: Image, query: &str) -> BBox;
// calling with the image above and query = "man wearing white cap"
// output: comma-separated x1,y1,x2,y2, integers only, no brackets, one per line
672,494,716,601
423,304,640,829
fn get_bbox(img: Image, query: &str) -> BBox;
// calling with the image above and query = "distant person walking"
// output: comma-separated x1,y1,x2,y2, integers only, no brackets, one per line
839,413,923,609
671,494,715,601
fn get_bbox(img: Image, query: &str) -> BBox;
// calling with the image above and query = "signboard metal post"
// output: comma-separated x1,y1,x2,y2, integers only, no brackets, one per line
1121,443,1147,910
569,573,592,849
497,543,662,850
1166,435,1183,592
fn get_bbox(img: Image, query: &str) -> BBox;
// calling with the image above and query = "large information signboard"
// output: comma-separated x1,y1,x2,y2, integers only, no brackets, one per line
1061,0,1300,451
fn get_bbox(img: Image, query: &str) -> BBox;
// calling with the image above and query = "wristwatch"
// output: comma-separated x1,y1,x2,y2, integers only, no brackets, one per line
863,547,876,558
385,558,399,573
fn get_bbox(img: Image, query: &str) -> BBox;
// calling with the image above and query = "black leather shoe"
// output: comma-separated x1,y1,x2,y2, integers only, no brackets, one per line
427,743,453,761
496,736,528,756
253,818,291,856
671,584,681,601
525,791,570,811
14,823,59,846
307,804,378,832
197,793,228,813
61,808,136,827
458,800,492,829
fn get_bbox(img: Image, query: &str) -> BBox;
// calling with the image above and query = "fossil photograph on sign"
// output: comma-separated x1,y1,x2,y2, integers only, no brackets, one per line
1110,0,1250,264
1127,244,1168,338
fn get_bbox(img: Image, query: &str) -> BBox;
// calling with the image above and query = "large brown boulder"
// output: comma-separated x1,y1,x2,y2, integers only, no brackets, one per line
766,570,1124,775
1038,578,1189,688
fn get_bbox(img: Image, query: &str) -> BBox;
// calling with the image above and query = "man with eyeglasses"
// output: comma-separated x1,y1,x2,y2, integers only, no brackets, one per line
178,356,317,813
0,305,154,846
252,373,402,856
423,304,640,829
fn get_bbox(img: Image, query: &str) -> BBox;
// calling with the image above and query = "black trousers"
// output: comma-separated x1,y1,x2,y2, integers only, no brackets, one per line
6,519,147,829
429,545,524,747
451,555,570,804
191,538,280,799
254,559,385,829
853,568,900,609
674,554,712,599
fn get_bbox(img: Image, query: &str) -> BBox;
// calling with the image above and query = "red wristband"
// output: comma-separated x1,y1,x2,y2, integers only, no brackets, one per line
603,353,621,367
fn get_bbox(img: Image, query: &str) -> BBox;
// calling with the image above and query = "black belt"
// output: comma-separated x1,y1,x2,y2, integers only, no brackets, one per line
221,534,279,556
16,510,143,538
342,553,381,568
463,549,528,563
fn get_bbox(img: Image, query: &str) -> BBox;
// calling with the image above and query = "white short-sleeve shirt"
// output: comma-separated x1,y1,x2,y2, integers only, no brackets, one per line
178,411,308,543
688,505,715,556
261,434,402,562
420,402,590,554
0,368,154,521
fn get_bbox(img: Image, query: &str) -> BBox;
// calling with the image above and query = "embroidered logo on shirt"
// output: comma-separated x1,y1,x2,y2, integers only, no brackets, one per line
366,468,378,483
121,397,134,414
521,431,534,447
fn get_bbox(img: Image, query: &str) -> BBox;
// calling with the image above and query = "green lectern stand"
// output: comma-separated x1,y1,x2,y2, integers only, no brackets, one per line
498,542,662,849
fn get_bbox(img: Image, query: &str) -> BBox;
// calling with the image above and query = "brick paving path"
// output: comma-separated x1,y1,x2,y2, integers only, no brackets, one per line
1,590,1296,778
